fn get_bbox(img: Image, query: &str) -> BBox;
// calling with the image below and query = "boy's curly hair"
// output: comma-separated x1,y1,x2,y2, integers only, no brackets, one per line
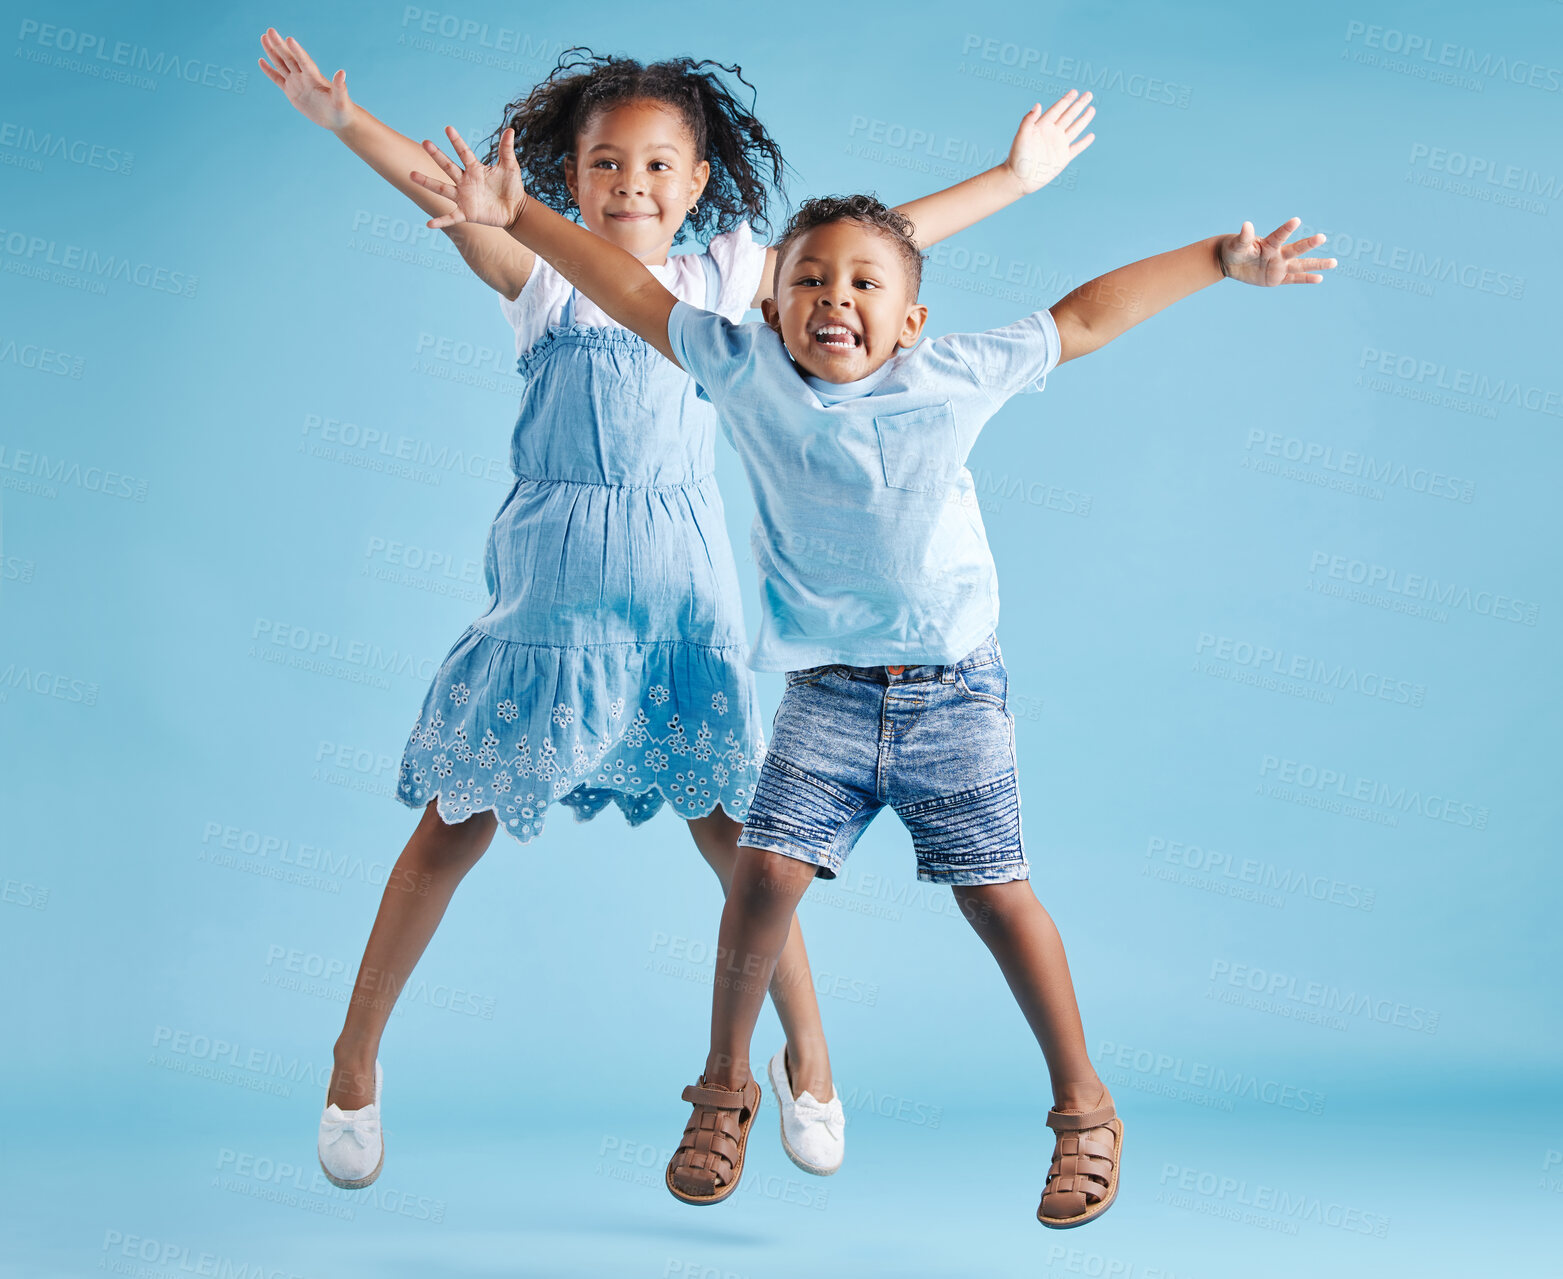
772,194,923,295
481,48,788,243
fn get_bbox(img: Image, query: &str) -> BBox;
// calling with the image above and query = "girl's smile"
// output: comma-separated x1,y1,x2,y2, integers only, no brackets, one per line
564,99,710,265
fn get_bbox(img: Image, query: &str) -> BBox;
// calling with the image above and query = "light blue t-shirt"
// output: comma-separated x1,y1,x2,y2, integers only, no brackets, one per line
667,301,1062,672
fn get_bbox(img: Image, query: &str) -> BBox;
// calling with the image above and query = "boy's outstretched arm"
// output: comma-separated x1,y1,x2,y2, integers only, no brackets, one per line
413,126,681,363
749,91,1097,308
1051,218,1336,363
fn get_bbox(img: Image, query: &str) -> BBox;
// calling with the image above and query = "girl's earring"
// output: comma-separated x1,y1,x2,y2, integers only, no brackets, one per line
687,199,699,216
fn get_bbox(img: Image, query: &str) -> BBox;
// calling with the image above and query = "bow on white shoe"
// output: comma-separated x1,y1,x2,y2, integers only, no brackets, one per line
790,1091,845,1142
767,1046,846,1176
317,1060,385,1189
318,1103,381,1151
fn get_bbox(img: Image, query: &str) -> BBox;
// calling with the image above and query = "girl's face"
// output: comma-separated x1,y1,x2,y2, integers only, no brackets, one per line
563,99,711,264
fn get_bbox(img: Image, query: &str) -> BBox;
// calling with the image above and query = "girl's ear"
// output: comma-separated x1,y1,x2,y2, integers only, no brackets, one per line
563,153,579,203
690,157,711,204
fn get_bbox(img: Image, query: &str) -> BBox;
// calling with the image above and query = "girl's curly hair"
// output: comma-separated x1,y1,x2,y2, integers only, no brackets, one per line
481,48,789,243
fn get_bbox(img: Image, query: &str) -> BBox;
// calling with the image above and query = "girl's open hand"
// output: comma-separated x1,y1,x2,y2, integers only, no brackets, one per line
413,126,528,231
258,29,354,133
1220,217,1337,285
1005,90,1096,194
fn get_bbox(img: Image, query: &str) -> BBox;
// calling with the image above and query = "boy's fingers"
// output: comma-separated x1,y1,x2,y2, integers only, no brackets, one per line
1067,133,1096,157
1059,91,1093,128
446,125,479,166
257,58,284,87
1063,106,1096,139
411,171,458,201
420,140,464,181
1041,89,1079,122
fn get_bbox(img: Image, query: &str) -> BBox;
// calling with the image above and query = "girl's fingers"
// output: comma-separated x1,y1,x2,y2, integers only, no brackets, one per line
287,35,324,80
1283,272,1324,284
1288,257,1337,272
1067,132,1096,157
256,58,284,87
264,29,298,75
426,210,466,231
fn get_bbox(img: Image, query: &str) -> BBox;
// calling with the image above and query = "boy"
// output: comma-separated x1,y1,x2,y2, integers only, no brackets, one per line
415,117,1334,1228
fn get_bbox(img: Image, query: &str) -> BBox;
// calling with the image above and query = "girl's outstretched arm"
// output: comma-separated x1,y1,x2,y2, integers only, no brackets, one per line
1049,217,1336,364
415,127,681,363
748,90,1097,308
258,29,534,299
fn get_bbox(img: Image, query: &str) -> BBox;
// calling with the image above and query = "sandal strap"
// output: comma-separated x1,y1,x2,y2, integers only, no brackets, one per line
681,1081,751,1110
1046,1103,1116,1131
1047,1172,1108,1201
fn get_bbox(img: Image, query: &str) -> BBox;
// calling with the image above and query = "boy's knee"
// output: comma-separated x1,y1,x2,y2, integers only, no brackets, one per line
735,848,815,905
952,878,1029,928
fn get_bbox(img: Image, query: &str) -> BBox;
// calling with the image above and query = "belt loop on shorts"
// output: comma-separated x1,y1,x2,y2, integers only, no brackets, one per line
940,663,956,684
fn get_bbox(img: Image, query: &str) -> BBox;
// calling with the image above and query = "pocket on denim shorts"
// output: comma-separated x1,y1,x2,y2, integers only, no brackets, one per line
874,403,959,495
954,660,1008,708
785,663,838,689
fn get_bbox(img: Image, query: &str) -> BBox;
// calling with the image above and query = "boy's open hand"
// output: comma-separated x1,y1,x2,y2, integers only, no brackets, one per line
1005,90,1097,194
258,29,354,133
413,126,528,231
1220,217,1337,285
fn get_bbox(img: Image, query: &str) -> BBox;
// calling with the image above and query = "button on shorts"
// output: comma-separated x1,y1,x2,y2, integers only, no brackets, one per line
738,634,1027,886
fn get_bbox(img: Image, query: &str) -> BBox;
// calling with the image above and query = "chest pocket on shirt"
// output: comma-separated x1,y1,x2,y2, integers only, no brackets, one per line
873,402,959,496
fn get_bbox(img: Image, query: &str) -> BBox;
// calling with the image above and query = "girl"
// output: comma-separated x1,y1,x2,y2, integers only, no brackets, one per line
258,28,1093,1190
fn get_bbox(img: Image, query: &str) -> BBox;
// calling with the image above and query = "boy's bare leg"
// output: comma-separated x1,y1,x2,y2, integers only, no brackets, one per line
952,877,1118,1219
328,802,496,1108
701,848,821,1089
686,813,835,1100
950,879,1109,1110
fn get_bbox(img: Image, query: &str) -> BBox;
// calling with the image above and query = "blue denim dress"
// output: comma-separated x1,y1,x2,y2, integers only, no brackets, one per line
396,257,764,842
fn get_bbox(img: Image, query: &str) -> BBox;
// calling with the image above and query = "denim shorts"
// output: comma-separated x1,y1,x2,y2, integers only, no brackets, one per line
738,634,1027,886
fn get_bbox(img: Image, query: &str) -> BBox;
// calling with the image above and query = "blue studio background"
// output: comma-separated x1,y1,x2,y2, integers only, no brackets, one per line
3,0,1560,1275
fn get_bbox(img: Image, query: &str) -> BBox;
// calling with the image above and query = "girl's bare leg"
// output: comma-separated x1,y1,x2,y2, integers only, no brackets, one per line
687,811,834,1100
328,801,497,1108
950,879,1111,1112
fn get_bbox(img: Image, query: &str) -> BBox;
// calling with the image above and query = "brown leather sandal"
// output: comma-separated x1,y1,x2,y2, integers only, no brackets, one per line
1036,1099,1124,1228
665,1075,762,1206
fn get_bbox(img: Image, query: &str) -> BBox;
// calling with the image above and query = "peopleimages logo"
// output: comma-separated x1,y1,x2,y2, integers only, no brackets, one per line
1194,633,1426,707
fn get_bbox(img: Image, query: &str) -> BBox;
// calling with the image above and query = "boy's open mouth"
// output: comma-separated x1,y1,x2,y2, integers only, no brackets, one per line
813,324,861,350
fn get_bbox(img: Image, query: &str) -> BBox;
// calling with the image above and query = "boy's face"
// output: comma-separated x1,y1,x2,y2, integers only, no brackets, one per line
762,221,928,383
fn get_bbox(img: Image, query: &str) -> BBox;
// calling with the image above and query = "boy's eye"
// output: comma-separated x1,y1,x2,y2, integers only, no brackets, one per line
794,276,822,287
854,279,879,290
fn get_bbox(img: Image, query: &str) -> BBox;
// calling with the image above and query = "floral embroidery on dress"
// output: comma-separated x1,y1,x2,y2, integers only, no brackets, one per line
399,668,764,844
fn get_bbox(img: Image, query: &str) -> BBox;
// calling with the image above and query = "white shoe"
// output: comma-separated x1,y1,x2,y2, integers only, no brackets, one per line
767,1046,844,1176
317,1059,384,1188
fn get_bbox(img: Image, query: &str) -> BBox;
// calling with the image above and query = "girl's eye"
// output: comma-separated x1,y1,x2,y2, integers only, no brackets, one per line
648,161,670,171
593,160,618,170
